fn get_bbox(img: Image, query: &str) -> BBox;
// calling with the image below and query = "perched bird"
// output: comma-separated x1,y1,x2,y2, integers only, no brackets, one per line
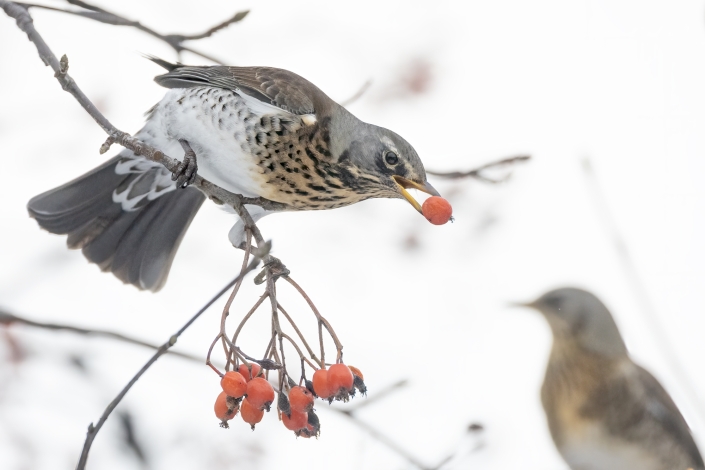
518,288,704,470
28,59,438,291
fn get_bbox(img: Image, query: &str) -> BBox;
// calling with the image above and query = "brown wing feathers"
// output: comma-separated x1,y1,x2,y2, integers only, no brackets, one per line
150,58,327,116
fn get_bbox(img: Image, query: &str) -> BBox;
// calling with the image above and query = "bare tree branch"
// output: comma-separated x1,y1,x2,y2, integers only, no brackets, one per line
16,0,249,64
0,309,204,363
428,155,531,183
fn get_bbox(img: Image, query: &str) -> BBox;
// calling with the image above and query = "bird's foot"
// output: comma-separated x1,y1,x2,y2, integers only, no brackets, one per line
173,139,198,188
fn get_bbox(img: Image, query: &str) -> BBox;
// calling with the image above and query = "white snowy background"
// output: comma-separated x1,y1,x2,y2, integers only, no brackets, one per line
1,0,705,469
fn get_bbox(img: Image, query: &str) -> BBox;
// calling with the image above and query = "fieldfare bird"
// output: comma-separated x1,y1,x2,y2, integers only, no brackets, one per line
28,59,439,291
518,288,703,470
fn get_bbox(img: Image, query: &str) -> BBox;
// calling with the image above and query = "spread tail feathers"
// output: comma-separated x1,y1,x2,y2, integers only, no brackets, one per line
28,156,205,291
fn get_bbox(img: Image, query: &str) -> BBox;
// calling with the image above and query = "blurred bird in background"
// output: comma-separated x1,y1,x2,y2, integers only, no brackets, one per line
518,287,704,470
27,59,439,291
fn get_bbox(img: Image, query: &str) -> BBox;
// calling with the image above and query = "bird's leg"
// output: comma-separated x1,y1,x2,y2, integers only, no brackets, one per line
173,139,199,188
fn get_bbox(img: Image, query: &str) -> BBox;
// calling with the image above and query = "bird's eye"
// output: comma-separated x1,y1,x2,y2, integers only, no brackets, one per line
384,151,399,166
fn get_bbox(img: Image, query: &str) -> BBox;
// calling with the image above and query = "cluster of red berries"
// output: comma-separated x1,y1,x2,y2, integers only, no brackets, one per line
213,363,366,438
311,364,366,402
214,363,273,429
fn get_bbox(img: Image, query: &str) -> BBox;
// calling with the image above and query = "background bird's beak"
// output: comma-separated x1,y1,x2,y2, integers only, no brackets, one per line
392,176,440,213
508,300,538,310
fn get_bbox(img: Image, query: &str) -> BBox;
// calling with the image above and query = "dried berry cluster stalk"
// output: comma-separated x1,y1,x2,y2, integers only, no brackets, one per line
206,233,366,436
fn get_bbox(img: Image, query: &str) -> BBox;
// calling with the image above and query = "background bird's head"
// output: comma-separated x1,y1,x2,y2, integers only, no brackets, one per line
517,287,628,358
329,111,438,211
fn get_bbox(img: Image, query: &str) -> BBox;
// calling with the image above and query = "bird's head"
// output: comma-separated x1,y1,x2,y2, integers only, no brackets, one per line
331,117,439,212
514,287,628,358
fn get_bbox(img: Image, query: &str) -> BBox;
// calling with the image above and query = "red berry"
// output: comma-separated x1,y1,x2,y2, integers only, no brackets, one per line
282,409,308,431
238,363,262,382
289,386,314,413
422,196,453,225
241,397,264,429
312,369,332,399
328,364,354,398
246,377,275,411
220,371,247,398
214,391,238,421
348,365,364,381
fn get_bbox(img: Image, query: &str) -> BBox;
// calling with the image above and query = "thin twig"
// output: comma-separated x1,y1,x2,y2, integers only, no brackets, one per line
339,79,372,107
75,252,265,470
177,9,249,41
265,269,286,385
205,333,224,376
17,0,248,64
263,332,278,362
0,309,202,363
427,155,531,183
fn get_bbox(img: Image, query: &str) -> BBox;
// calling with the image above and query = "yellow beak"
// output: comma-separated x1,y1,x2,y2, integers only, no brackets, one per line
392,176,440,213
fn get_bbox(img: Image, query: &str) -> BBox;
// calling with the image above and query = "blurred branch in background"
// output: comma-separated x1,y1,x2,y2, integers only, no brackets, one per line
15,0,249,63
327,379,485,470
582,158,705,425
0,308,205,363
428,155,531,184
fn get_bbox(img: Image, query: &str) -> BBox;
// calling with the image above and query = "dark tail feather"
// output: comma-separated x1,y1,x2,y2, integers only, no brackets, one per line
28,157,205,291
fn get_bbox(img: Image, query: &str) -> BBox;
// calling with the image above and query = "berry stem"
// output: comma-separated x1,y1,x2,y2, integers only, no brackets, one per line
284,277,344,364
220,233,252,371
205,333,224,376
280,332,318,370
277,303,323,367
229,292,269,364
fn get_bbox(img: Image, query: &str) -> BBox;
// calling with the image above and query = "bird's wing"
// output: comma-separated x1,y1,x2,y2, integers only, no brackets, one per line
151,59,321,116
634,365,704,468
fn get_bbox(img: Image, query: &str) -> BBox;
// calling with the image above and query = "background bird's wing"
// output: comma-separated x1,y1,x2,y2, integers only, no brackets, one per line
634,365,705,467
152,60,319,115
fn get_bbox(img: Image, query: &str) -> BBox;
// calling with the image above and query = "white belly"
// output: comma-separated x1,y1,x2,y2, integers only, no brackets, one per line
137,87,271,198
